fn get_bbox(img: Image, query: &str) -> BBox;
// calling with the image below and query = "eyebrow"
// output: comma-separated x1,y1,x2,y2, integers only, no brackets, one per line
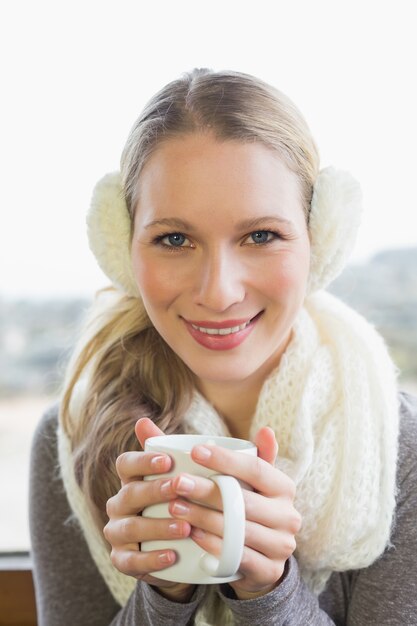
145,218,198,231
144,215,294,231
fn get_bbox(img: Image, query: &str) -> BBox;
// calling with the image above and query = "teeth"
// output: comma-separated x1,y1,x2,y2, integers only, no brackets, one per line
191,321,250,335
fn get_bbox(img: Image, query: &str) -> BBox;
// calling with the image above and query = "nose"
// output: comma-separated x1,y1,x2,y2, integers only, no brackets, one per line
193,246,246,312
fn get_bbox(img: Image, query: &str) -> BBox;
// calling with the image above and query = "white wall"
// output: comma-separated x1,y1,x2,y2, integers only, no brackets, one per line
1,0,416,297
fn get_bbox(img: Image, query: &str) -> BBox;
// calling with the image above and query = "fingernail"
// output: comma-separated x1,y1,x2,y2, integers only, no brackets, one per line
159,551,175,564
172,501,190,516
160,479,172,496
169,521,184,536
191,527,205,539
176,475,195,494
193,445,212,461
151,455,168,470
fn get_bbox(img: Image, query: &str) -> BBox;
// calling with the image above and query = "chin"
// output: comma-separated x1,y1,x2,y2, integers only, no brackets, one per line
185,359,265,386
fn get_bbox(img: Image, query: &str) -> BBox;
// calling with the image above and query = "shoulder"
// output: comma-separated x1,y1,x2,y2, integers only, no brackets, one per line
29,403,64,523
398,389,417,431
396,390,417,496
319,391,417,623
30,402,60,470
33,402,60,433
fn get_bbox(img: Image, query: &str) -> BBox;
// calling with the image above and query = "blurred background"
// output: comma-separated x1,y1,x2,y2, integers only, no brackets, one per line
1,0,416,552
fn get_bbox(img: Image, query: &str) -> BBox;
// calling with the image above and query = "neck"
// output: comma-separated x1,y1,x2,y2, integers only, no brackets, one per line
195,331,292,440
196,360,280,440
197,379,261,440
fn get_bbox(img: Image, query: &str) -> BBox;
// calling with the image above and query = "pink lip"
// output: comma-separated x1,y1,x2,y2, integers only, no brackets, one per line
182,312,263,351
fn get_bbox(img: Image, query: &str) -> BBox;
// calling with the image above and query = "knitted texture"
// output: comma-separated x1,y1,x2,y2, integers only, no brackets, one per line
57,291,399,624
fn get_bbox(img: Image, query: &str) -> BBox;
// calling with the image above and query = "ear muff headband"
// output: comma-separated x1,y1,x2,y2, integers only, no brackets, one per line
87,166,362,297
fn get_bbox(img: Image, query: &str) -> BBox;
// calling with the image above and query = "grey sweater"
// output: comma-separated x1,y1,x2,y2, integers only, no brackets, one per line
29,393,417,625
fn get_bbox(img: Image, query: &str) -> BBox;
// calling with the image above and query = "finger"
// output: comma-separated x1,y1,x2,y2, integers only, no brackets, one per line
170,498,297,559
189,529,287,588
190,520,295,561
243,490,302,532
170,473,221,509
171,473,299,531
254,427,278,465
110,547,177,579
190,445,294,497
169,498,224,536
135,417,165,449
106,477,176,517
104,515,191,545
116,451,172,485
243,525,297,560
238,545,287,587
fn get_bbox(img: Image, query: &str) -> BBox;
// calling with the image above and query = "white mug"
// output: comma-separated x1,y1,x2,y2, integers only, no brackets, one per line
141,434,257,584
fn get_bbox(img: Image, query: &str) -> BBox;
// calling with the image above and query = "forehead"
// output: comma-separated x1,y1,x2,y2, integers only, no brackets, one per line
135,133,303,223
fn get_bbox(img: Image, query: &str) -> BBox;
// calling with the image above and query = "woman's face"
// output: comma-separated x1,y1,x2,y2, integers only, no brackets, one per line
131,133,310,387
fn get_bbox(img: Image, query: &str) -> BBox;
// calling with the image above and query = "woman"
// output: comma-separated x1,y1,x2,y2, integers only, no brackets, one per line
30,68,417,625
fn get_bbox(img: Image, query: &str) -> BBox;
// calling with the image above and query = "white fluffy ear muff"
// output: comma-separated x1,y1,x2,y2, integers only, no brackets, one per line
307,166,363,294
86,171,139,297
86,166,363,298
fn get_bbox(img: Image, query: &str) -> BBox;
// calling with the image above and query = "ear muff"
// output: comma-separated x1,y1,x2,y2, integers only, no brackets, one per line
86,166,363,298
307,166,363,294
87,171,139,297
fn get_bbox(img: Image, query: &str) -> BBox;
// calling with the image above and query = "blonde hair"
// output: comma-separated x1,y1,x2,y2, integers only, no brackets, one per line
60,68,320,534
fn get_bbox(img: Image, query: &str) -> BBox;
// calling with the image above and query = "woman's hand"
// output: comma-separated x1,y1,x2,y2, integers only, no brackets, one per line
168,426,302,600
103,418,195,603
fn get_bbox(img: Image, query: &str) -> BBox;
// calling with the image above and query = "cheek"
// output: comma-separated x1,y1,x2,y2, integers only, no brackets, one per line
261,248,310,295
132,255,175,308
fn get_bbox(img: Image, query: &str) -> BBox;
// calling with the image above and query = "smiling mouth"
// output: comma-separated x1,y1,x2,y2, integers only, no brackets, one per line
187,311,263,335
190,321,250,335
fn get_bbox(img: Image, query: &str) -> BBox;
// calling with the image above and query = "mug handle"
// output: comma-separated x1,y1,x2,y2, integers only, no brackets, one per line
199,474,245,578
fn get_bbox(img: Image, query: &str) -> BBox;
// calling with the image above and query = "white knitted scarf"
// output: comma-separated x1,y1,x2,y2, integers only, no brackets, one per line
57,291,399,625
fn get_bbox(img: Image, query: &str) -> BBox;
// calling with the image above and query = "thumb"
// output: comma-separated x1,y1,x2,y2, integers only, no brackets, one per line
135,417,165,449
254,426,278,465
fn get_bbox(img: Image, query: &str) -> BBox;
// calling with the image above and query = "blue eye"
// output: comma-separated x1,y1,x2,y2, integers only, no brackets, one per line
249,231,274,244
153,231,193,250
164,233,187,247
